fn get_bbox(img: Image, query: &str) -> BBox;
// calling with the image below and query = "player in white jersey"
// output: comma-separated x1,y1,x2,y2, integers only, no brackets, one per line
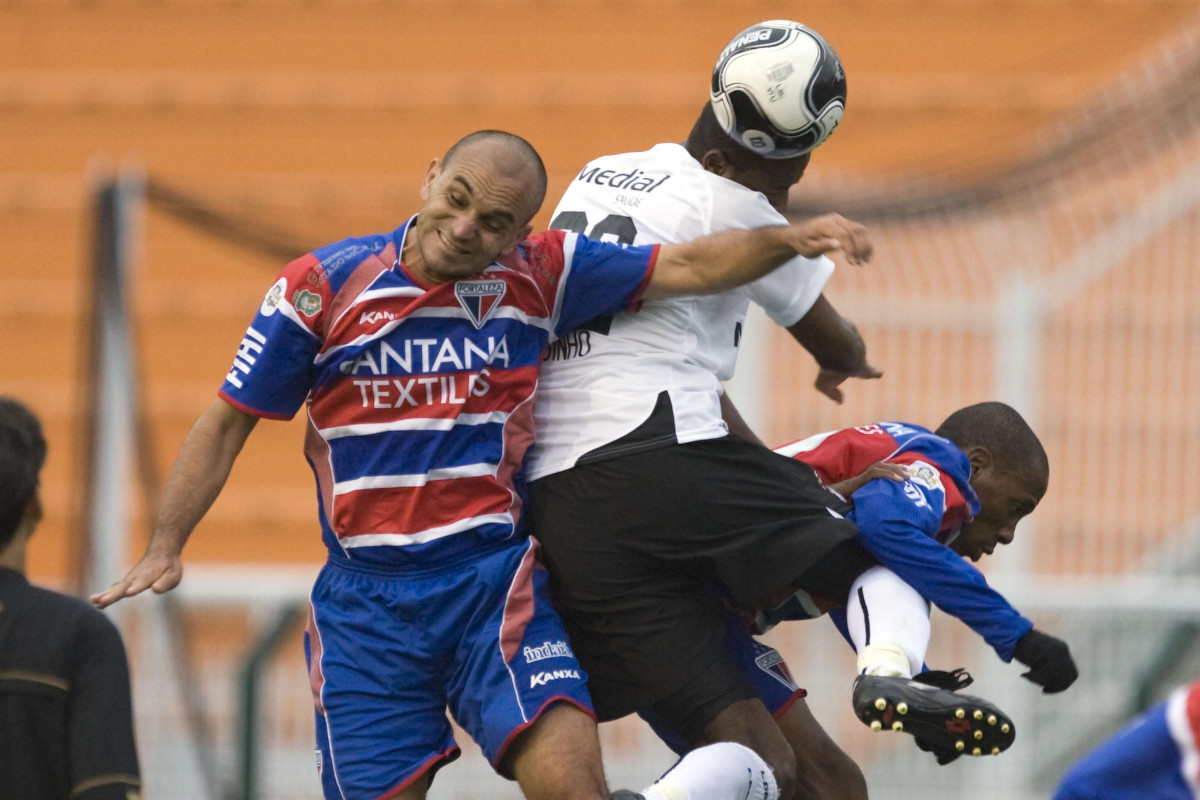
528,99,882,800
531,131,873,478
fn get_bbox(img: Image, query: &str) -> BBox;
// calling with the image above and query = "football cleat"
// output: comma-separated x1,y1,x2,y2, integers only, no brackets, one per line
852,672,1016,766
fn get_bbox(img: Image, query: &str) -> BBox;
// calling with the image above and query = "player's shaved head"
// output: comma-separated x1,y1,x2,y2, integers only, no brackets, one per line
443,130,547,222
936,402,1049,488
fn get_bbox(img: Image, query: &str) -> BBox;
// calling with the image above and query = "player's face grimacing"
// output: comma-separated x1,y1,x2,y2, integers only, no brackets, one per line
952,465,1046,562
407,144,537,284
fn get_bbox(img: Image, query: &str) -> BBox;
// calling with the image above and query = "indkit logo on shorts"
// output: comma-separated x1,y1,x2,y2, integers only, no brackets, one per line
454,279,506,329
530,669,580,688
523,640,574,663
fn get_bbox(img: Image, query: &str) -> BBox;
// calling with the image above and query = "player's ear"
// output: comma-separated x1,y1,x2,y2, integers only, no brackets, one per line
966,446,993,480
499,223,533,256
420,158,442,200
700,149,735,179
21,489,43,536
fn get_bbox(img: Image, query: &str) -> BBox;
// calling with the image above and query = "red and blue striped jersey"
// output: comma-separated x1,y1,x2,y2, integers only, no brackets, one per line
773,422,1035,662
777,422,978,540
219,217,657,567
1054,679,1200,799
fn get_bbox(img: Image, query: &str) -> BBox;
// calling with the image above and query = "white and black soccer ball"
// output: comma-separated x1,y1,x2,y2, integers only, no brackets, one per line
710,20,847,159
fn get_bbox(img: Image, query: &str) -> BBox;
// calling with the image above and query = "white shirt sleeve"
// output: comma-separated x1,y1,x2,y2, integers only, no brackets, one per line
707,180,835,328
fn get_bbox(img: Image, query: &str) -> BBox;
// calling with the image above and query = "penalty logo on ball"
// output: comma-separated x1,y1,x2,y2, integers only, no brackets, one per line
711,20,847,159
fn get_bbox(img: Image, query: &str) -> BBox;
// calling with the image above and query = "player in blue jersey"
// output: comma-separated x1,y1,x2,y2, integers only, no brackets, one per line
91,130,873,800
1054,678,1200,799
697,402,1078,770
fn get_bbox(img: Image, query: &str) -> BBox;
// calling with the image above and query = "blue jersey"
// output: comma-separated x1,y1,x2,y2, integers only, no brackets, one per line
770,422,1034,661
1055,680,1200,799
219,218,656,568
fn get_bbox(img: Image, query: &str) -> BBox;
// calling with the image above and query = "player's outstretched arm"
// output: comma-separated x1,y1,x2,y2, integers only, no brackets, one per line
90,398,258,609
788,294,882,404
643,213,871,300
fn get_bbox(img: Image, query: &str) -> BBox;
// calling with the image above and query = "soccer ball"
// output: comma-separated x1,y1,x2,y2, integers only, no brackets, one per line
710,20,847,159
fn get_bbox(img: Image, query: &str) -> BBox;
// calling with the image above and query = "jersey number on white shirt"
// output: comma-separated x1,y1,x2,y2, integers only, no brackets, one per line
550,211,639,246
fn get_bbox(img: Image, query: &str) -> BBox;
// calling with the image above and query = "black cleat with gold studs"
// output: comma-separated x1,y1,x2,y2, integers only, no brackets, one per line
852,672,1016,765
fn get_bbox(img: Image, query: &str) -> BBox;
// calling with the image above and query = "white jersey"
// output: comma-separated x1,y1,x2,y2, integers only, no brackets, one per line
526,142,833,480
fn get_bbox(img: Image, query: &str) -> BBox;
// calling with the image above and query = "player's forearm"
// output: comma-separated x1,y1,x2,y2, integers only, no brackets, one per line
854,520,1032,661
645,213,870,301
787,295,867,373
148,398,257,556
646,226,797,299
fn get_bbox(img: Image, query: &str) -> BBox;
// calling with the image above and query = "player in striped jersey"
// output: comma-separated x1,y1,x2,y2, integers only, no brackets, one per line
729,403,1078,765
90,130,871,800
639,403,1078,780
1054,678,1200,799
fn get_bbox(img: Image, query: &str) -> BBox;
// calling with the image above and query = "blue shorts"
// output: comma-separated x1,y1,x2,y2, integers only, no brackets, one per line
1054,682,1200,800
303,539,594,799
641,616,805,755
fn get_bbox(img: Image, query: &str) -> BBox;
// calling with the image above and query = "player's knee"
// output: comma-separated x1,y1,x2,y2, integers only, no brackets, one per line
651,742,782,800
795,740,867,800
759,742,797,800
827,754,868,800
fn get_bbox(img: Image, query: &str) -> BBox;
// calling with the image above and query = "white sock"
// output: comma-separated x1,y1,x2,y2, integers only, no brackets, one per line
846,566,931,678
641,742,779,800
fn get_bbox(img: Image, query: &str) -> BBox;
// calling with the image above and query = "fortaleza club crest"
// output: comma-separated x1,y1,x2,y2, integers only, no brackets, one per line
454,279,506,329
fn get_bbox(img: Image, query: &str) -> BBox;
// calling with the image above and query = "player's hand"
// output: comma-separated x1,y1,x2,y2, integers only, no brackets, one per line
827,460,909,499
786,213,872,266
1013,628,1078,693
813,361,884,404
90,548,184,609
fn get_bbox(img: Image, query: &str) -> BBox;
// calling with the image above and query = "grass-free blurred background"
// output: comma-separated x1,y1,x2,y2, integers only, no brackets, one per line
3,1,1200,797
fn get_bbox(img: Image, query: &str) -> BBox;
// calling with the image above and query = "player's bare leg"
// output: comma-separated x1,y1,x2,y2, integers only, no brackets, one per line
385,772,432,799
505,702,610,800
700,698,803,800
774,699,867,800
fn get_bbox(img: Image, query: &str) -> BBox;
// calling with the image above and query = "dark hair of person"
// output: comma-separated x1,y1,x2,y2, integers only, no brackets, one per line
0,396,47,549
442,130,548,218
935,401,1049,485
683,102,810,175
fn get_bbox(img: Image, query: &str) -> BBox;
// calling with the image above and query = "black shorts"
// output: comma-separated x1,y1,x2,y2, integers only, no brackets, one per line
528,433,860,741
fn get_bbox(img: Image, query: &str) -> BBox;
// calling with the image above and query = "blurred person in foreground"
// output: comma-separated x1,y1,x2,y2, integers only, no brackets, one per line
90,129,873,800
0,396,141,800
1053,678,1200,800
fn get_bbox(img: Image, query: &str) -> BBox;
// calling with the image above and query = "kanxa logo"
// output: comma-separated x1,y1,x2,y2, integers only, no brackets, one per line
530,669,580,688
359,309,397,325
